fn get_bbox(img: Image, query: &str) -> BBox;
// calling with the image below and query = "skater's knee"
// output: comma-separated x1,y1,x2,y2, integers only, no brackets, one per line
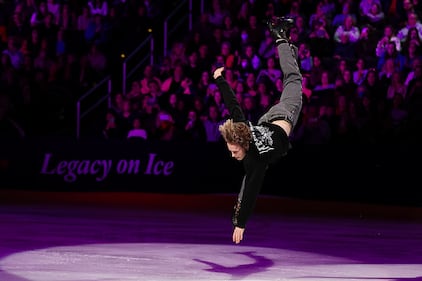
272,119,292,136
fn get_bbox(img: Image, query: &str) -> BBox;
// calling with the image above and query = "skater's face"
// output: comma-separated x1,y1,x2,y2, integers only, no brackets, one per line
227,143,246,161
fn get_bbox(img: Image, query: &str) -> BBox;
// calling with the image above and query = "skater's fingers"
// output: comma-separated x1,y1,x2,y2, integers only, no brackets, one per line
232,227,244,244
213,67,225,79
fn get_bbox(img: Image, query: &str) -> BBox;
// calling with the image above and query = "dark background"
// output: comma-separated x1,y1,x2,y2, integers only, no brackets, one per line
1,138,420,208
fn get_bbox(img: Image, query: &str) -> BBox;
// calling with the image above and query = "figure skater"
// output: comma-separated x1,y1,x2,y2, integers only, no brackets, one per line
213,17,303,244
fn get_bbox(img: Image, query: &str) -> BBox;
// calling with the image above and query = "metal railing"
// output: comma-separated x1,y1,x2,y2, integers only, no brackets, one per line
76,76,112,139
163,0,191,58
75,0,203,139
122,0,203,93
122,34,154,95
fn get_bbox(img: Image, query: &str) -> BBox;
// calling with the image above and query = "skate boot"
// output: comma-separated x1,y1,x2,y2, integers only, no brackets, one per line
265,17,295,45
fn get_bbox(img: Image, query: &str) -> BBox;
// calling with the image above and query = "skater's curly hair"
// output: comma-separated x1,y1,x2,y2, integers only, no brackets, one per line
219,119,252,151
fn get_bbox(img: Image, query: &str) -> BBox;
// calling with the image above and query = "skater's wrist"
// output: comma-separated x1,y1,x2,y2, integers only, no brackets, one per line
213,67,224,79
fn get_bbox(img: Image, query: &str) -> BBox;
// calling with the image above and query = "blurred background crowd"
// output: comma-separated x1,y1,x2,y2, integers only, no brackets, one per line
1,0,422,145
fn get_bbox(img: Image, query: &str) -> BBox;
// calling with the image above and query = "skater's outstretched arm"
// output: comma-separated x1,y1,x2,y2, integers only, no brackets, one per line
213,67,246,123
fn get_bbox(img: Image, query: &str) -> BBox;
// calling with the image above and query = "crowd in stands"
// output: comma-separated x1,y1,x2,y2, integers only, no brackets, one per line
1,0,422,145
0,0,165,136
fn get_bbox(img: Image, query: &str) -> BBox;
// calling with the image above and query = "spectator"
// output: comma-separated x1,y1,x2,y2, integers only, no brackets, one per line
293,103,332,144
77,6,92,31
88,0,108,17
309,1,329,31
222,67,238,90
301,75,313,103
39,12,59,58
388,93,408,139
46,0,60,24
402,27,422,59
191,13,214,45
30,1,49,28
397,12,422,42
297,42,313,73
221,15,239,44
102,109,123,139
161,63,186,97
308,17,331,58
7,12,31,41
285,0,303,20
258,29,277,61
85,43,107,81
353,58,369,86
139,64,161,95
184,51,202,85
293,15,309,45
386,70,407,101
376,41,406,72
58,4,75,31
126,80,142,105
332,1,357,30
139,94,159,137
241,94,260,124
155,110,177,141
55,28,66,57
404,57,422,87
340,67,358,100
168,41,187,69
363,68,387,104
235,1,251,30
333,15,360,60
244,14,265,50
217,41,237,69
361,1,385,29
207,0,230,28
376,24,401,58
313,70,336,105
309,55,325,88
183,109,206,142
403,62,422,140
2,37,24,70
127,117,148,140
84,14,108,47
256,56,282,84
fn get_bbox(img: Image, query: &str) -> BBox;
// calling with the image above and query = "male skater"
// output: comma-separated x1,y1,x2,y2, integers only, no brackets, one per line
213,17,302,244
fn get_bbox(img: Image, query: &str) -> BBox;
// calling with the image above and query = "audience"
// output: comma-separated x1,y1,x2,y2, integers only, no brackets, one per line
1,0,422,145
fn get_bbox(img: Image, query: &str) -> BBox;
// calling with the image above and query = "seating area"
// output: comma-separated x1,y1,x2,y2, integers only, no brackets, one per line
1,0,422,144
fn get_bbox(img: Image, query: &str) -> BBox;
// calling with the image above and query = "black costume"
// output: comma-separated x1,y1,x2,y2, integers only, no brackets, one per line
215,40,303,229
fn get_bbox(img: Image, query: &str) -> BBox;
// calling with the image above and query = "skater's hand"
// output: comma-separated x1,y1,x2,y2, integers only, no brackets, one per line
213,66,225,79
232,227,245,244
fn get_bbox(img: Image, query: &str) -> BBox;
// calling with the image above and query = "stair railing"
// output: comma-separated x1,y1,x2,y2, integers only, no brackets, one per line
122,34,154,95
163,0,191,58
76,76,112,139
